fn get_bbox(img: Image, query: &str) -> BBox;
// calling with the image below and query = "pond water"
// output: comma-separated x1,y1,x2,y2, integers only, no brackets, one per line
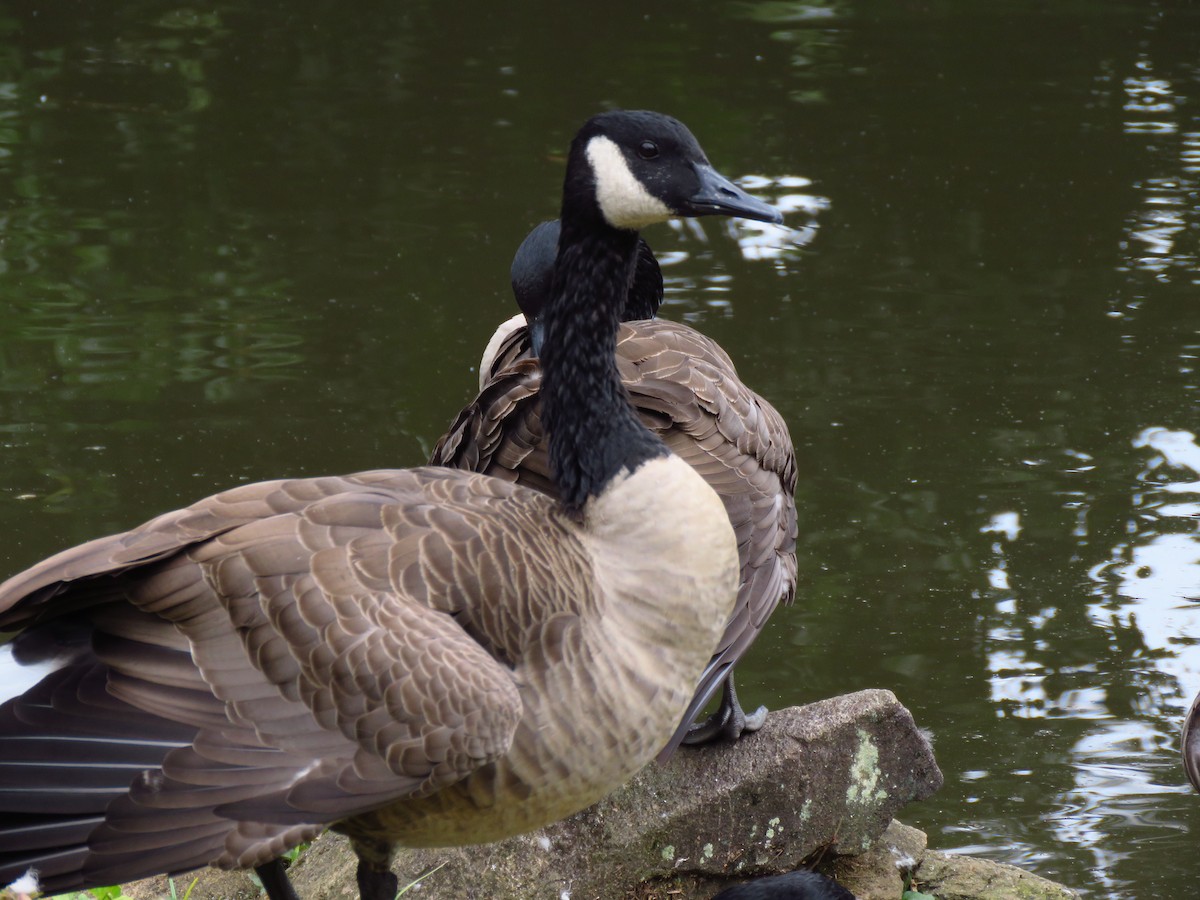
1,2,1198,897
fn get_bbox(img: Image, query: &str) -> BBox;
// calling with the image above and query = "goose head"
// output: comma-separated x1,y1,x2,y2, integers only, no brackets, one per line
511,219,664,355
542,109,782,515
563,109,784,232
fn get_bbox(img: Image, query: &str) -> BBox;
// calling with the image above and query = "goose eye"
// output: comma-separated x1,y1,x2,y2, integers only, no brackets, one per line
637,141,659,160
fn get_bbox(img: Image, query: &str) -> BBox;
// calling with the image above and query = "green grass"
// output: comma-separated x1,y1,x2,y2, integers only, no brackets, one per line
396,861,448,896
49,876,196,900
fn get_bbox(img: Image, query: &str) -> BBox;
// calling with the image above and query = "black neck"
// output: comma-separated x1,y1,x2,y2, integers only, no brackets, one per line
539,223,668,515
624,238,664,320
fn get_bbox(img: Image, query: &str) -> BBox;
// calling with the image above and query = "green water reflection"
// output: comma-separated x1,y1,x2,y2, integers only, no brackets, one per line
0,2,1198,896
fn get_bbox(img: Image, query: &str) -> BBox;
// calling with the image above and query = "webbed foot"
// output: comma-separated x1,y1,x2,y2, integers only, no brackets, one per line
681,674,768,746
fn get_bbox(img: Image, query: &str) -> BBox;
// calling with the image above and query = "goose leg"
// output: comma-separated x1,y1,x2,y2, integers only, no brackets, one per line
352,837,399,900
682,673,768,746
254,858,301,900
356,860,399,900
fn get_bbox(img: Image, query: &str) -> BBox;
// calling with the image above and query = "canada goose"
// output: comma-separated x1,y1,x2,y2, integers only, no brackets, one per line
433,218,798,755
710,870,857,899
0,109,782,900
1183,689,1200,792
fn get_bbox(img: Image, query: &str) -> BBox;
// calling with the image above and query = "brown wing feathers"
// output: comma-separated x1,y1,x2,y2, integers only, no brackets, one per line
0,468,566,892
0,317,788,889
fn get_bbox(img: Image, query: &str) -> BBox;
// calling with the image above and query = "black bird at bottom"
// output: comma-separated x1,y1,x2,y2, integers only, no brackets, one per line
711,869,857,900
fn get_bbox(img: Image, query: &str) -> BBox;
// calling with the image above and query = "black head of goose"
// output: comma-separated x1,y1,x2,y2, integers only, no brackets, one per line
433,217,798,758
0,109,780,900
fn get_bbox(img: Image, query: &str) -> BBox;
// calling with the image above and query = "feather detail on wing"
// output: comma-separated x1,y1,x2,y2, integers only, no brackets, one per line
0,468,595,888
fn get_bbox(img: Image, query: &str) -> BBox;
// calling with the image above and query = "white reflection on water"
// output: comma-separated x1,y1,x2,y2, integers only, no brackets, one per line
1183,131,1200,175
662,173,829,268
726,174,829,263
1061,428,1200,891
1051,719,1187,891
978,427,1200,890
1135,426,1200,477
657,174,830,319
982,511,1022,542
1119,52,1199,280
1123,55,1177,134
1126,179,1188,266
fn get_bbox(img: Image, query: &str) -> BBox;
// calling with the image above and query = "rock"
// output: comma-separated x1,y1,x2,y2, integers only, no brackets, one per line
116,690,1079,899
913,850,1082,900
831,821,926,900
284,689,942,899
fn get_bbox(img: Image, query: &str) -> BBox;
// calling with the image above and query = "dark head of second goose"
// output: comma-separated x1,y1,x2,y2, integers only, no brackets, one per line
512,218,662,355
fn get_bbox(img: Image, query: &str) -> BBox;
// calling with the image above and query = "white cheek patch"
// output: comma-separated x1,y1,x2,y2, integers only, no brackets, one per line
586,135,673,230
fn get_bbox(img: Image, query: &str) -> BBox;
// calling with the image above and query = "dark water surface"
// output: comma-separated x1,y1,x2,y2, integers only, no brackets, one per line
1,2,1198,896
